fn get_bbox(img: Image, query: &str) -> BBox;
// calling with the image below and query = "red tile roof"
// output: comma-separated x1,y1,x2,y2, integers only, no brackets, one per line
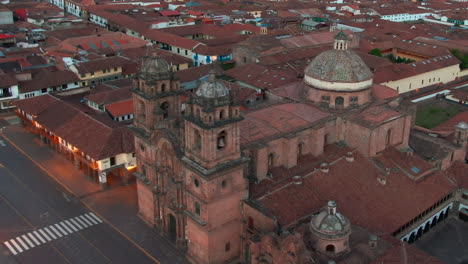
159,10,181,16
372,84,398,100
240,103,331,146
254,147,456,233
13,95,134,160
106,99,133,118
374,54,460,84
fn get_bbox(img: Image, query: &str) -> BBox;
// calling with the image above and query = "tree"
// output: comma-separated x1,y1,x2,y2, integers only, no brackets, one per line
451,49,468,69
369,48,382,57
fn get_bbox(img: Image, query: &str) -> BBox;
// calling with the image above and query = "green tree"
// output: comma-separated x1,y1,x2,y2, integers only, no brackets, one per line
369,48,382,57
451,49,468,69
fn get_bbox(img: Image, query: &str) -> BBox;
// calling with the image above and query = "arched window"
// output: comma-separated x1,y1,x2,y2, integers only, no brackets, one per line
195,202,201,215
161,83,166,92
326,245,335,253
160,102,169,119
217,131,226,150
139,101,146,120
219,110,225,120
298,143,304,157
194,129,201,152
386,129,392,146
335,96,344,108
268,153,274,167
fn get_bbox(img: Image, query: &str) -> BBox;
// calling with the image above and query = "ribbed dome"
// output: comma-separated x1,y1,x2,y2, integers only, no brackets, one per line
310,201,351,237
305,49,372,84
139,52,171,80
195,70,230,98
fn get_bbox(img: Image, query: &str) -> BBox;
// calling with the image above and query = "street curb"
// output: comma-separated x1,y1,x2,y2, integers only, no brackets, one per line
0,131,161,264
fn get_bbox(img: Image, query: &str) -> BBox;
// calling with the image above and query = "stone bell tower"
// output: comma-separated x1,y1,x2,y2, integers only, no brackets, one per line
183,70,249,264
132,49,185,229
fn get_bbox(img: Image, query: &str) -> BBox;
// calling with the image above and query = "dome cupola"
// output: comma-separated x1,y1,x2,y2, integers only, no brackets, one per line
139,50,172,81
310,201,351,256
303,32,374,109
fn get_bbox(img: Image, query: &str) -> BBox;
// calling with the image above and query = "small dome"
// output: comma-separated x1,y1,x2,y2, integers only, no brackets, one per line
139,51,171,79
195,70,230,98
310,201,351,237
455,122,468,130
304,49,373,87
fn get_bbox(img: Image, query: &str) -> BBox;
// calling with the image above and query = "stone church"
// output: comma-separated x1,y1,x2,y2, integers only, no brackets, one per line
132,33,468,264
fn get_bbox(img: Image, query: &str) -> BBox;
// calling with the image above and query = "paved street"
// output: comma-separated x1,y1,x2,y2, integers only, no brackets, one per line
0,120,188,264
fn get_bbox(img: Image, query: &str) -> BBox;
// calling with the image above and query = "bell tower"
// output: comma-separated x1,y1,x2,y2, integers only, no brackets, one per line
183,70,248,263
132,49,184,228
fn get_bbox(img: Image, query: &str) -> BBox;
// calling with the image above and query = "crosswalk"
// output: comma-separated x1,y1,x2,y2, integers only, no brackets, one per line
3,212,103,256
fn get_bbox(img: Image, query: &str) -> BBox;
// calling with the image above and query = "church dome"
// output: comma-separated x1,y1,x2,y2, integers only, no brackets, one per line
139,51,171,80
310,201,351,237
303,32,373,92
195,70,230,98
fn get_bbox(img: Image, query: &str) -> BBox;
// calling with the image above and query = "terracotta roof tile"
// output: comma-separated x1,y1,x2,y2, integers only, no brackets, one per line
106,99,133,118
240,103,331,146
254,147,456,233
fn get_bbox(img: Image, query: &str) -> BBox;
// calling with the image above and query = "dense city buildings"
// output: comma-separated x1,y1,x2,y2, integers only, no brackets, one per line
0,0,467,263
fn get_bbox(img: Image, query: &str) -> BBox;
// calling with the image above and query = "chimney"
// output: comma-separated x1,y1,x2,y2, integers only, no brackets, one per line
292,175,302,185
345,152,354,162
320,163,329,173
369,234,378,248
327,201,337,215
377,176,387,185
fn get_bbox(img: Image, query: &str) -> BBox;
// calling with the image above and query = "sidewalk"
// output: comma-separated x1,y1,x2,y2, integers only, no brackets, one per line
1,124,189,264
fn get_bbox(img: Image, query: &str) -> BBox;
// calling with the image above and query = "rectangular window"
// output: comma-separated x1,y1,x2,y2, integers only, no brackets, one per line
132,152,136,157
91,72,95,77
80,73,86,78
41,88,47,93
195,202,201,215
110,156,116,166
114,67,118,72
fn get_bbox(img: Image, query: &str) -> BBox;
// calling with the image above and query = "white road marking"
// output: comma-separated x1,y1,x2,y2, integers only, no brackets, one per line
27,232,41,246
2,213,104,256
21,235,35,248
89,213,103,223
48,225,63,238
43,227,57,240
15,237,29,250
33,230,47,243
54,223,68,236
9,239,23,253
3,241,18,255
59,221,73,234
79,215,93,226
84,214,98,225
69,218,83,230
64,220,78,232
74,216,87,228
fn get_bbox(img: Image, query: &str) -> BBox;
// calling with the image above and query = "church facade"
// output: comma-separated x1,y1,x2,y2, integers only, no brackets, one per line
132,34,468,264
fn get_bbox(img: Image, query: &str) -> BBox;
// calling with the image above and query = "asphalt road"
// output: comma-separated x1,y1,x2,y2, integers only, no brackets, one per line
0,134,156,264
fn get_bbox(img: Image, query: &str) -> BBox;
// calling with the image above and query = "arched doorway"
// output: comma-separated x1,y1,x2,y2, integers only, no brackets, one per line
335,97,344,108
168,214,177,241
326,244,335,253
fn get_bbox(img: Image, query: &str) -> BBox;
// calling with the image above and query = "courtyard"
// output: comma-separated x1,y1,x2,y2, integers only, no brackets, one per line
415,99,465,129
415,217,468,264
